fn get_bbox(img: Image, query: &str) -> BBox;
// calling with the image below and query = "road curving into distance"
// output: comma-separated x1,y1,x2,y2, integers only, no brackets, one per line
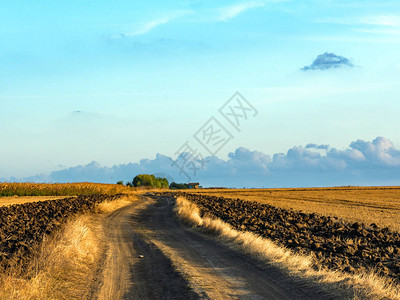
92,194,341,299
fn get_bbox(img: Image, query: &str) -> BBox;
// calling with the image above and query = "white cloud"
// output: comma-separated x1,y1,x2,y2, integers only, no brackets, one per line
349,137,400,167
13,137,400,188
218,2,265,21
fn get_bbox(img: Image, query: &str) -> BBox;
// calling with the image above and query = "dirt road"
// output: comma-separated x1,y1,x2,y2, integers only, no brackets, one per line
93,194,340,299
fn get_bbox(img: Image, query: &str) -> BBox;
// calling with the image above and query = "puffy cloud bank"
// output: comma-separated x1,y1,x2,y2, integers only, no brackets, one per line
301,52,354,71
5,137,400,188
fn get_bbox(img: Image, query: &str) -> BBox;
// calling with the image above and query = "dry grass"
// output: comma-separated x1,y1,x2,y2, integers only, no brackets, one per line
0,194,140,299
0,215,104,299
0,182,133,197
186,187,400,231
0,196,72,207
174,196,400,300
97,192,141,213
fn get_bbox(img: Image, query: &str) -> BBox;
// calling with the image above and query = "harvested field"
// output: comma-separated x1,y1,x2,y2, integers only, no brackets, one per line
173,196,399,299
0,194,123,272
171,192,400,286
185,187,400,232
0,196,71,207
0,182,132,197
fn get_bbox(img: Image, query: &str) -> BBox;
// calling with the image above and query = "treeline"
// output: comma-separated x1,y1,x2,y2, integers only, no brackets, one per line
126,174,169,189
169,182,190,189
124,174,190,190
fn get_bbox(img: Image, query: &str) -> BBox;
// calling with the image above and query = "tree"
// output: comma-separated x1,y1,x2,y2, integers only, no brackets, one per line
131,174,169,188
155,177,169,189
133,174,155,187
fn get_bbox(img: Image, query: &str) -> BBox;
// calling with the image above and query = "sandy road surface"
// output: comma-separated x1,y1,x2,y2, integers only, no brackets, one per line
92,194,339,299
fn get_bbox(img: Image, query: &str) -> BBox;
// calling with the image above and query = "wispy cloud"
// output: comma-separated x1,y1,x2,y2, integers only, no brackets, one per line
130,17,173,36
359,15,400,27
318,15,400,27
305,143,330,150
218,2,265,21
357,28,400,35
300,34,400,44
112,10,192,38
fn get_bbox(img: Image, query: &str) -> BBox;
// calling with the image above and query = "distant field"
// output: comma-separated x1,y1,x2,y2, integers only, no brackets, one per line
0,182,132,197
187,187,400,231
0,196,70,207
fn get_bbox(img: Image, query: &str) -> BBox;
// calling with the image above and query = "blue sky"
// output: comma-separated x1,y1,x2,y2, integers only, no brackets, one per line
1,0,400,186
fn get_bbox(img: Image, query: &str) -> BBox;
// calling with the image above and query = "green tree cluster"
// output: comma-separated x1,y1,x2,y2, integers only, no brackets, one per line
128,174,169,188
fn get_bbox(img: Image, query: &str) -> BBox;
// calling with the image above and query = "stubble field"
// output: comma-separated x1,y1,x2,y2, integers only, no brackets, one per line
0,196,71,207
186,186,400,232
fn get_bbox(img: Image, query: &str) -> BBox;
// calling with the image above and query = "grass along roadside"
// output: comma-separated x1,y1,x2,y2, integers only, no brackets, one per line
174,196,400,300
0,194,140,299
0,214,104,299
97,194,139,213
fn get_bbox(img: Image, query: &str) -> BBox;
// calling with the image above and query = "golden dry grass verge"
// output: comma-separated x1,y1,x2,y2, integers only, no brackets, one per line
96,192,141,213
174,196,400,300
0,215,103,299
